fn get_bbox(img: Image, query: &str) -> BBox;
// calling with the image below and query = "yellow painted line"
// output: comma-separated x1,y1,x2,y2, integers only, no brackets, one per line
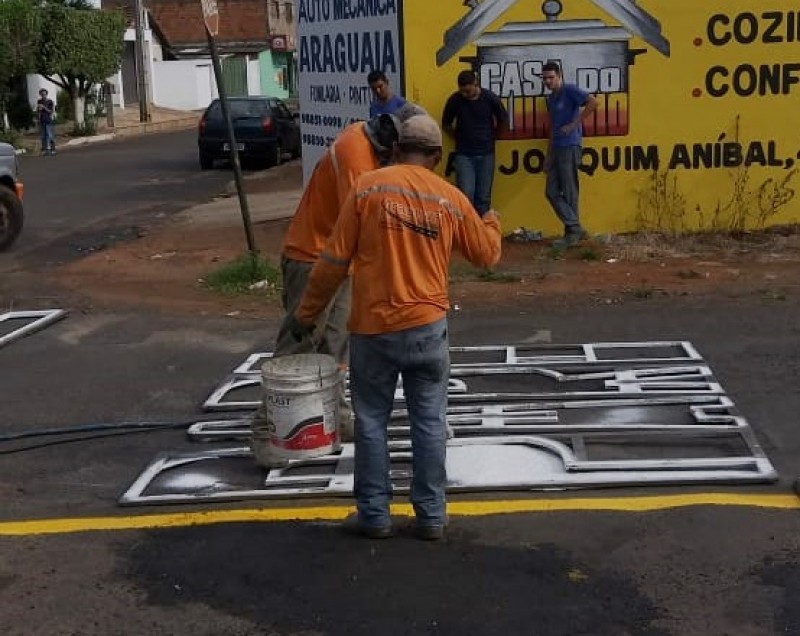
0,493,797,537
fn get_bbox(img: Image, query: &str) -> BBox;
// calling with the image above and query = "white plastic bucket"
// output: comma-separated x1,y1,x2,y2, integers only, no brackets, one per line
251,353,341,465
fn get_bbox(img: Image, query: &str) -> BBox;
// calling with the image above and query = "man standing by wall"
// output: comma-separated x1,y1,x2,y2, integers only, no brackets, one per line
36,89,56,156
441,70,507,216
292,114,501,540
542,62,598,247
367,70,406,117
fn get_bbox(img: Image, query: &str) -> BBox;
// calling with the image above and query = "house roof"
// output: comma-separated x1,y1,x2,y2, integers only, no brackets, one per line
103,0,269,54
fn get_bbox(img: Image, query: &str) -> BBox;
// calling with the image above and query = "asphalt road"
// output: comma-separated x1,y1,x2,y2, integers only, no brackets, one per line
5,130,230,269
0,137,798,635
1,299,798,635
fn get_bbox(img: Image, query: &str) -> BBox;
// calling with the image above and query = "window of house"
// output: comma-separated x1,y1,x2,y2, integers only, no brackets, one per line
270,1,280,19
285,2,293,21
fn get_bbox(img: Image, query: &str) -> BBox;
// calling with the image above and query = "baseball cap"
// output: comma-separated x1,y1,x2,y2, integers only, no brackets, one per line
391,101,427,124
364,102,428,153
398,114,443,148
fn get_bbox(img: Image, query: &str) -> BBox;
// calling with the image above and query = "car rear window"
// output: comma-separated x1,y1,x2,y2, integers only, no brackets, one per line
207,100,270,119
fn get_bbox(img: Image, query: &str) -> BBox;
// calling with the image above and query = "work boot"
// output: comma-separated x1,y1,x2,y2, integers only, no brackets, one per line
413,523,446,541
342,513,393,539
554,226,589,249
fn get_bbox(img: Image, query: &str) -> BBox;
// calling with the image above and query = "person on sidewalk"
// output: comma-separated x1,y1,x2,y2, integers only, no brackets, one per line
268,103,425,444
367,70,406,117
36,89,56,156
441,70,507,216
290,114,502,540
542,62,598,247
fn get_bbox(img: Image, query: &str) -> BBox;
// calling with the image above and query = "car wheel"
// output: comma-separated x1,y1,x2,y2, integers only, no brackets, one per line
199,152,214,170
0,185,24,251
268,143,282,168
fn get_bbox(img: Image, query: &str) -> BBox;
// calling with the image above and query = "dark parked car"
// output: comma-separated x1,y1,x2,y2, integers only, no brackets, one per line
197,97,301,169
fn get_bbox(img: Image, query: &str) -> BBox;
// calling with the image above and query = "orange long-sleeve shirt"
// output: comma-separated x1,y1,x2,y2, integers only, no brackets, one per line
282,122,380,263
297,164,502,335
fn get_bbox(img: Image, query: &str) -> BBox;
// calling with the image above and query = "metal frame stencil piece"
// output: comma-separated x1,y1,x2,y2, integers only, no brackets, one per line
0,310,68,348
203,376,470,412
119,433,777,506
187,396,739,442
229,343,705,378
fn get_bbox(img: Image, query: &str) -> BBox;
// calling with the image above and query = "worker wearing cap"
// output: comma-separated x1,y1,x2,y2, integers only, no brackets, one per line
271,104,425,442
290,114,502,540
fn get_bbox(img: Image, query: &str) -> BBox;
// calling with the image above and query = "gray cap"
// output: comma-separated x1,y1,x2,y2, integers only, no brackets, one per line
364,102,428,153
398,114,443,148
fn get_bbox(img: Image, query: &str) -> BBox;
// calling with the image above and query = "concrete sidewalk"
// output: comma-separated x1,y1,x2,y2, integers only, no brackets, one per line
175,188,301,226
19,104,200,153
101,104,201,138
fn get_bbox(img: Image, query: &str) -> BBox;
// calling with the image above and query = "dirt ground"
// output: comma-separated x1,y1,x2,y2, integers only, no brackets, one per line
49,163,800,317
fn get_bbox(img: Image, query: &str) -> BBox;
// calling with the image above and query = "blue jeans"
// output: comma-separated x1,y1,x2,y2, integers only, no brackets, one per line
349,318,450,528
40,122,55,152
453,153,495,215
545,145,583,232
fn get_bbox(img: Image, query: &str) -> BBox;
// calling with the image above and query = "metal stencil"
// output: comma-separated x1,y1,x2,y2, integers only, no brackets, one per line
120,431,776,506
120,341,778,506
187,396,737,443
202,375,469,412
0,310,67,348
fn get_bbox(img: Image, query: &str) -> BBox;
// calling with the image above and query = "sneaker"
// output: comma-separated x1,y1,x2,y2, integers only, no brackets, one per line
554,228,589,249
342,513,393,539
566,226,589,241
413,523,445,541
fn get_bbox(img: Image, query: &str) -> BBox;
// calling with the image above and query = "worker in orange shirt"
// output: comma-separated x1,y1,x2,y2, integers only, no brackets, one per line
271,104,425,444
290,114,502,540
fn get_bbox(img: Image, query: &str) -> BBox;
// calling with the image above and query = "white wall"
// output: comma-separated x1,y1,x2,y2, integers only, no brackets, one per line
109,70,125,108
124,27,157,103
152,59,217,111
26,75,61,110
247,56,261,96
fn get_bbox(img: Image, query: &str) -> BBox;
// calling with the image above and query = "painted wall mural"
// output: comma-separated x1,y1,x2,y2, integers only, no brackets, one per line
296,1,800,234
403,0,800,234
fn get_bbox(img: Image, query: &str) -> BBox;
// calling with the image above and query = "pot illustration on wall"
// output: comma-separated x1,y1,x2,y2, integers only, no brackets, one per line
438,0,671,140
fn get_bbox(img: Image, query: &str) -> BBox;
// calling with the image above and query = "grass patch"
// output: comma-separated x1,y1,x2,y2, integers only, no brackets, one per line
675,269,703,279
475,268,522,283
449,262,522,283
578,248,601,261
203,253,280,295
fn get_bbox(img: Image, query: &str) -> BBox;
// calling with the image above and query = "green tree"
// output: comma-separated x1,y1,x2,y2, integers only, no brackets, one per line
0,0,41,126
37,4,125,129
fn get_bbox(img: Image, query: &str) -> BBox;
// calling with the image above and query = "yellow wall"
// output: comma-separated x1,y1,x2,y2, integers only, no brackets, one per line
403,0,800,235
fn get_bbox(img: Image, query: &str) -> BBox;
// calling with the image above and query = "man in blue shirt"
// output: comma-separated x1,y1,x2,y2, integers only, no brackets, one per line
442,70,508,216
36,88,56,156
543,62,598,246
368,70,406,117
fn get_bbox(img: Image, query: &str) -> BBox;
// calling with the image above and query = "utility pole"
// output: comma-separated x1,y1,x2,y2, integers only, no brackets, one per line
199,0,257,257
133,0,150,122
206,29,257,256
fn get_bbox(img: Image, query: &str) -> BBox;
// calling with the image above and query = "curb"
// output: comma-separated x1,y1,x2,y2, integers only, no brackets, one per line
18,116,200,154
63,133,116,148
113,116,199,138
